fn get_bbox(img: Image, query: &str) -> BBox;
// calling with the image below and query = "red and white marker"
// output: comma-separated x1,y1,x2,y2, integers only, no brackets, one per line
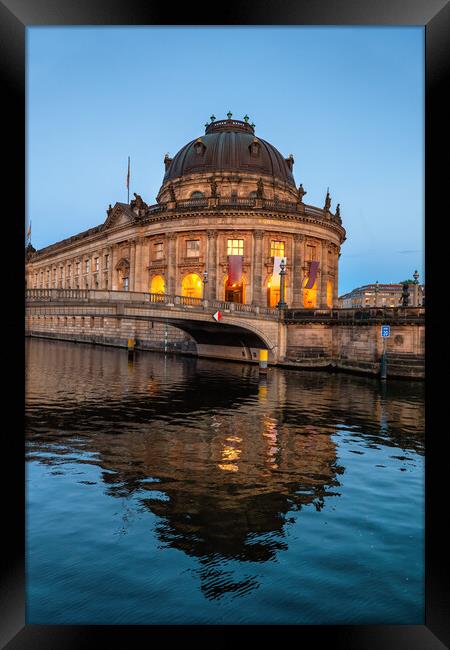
212,310,222,322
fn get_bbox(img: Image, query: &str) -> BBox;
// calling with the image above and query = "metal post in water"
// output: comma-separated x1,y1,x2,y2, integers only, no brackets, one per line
380,335,387,380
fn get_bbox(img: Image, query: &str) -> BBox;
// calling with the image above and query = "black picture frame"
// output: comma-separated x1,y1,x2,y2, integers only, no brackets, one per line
2,1,448,647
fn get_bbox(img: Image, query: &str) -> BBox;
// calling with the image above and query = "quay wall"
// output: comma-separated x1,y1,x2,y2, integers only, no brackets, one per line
25,312,424,379
284,322,424,378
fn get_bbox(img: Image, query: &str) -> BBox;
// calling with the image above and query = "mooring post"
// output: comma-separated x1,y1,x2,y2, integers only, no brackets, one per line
259,348,268,374
127,337,135,358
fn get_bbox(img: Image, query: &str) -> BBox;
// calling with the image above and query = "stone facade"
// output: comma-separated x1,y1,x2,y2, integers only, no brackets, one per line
25,117,346,311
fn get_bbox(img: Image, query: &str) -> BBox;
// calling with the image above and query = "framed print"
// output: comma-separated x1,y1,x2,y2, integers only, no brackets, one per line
2,0,449,647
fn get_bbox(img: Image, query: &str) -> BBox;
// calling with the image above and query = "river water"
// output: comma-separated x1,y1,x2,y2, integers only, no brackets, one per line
25,338,424,625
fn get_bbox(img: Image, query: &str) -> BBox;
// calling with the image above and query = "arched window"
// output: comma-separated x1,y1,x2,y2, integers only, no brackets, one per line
190,191,204,199
181,273,202,299
249,191,257,198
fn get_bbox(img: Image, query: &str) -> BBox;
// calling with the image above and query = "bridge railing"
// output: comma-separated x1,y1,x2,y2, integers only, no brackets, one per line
25,289,281,320
283,306,425,323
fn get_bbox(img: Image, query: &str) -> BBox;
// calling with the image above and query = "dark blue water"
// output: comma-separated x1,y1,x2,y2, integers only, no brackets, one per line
26,338,424,624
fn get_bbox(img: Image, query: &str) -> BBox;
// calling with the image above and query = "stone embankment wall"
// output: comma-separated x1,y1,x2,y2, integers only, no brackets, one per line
25,314,424,379
25,314,197,355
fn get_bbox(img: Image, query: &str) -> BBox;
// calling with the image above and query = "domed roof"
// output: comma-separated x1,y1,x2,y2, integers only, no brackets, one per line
163,117,296,187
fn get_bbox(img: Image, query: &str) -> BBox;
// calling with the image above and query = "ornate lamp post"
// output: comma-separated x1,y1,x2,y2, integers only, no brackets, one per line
202,270,208,299
277,258,287,309
401,281,410,307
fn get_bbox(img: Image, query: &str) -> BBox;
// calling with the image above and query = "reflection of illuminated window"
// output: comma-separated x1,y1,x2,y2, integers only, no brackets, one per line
270,241,285,257
227,239,244,255
186,240,200,258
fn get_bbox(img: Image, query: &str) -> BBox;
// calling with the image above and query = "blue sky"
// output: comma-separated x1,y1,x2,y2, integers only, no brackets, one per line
27,26,424,294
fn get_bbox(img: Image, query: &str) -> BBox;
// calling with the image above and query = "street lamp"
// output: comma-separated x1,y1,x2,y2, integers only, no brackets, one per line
202,270,208,299
401,281,410,307
277,258,288,309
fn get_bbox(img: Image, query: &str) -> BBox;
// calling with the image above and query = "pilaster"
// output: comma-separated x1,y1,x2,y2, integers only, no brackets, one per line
252,229,264,307
207,229,218,300
292,233,305,307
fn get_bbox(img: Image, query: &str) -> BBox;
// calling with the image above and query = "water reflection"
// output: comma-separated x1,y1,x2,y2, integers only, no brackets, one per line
26,339,424,602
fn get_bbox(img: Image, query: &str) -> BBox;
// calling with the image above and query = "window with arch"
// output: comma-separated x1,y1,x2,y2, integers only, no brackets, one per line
190,191,204,199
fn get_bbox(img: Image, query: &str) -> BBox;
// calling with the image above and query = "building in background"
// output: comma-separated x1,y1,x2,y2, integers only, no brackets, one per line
25,114,346,309
338,281,424,308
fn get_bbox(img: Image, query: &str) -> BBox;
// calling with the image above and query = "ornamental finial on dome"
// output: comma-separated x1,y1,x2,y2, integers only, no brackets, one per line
227,111,233,119
243,114,249,123
210,114,216,122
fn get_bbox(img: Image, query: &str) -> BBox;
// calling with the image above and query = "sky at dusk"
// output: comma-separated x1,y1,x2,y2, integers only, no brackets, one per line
27,26,424,295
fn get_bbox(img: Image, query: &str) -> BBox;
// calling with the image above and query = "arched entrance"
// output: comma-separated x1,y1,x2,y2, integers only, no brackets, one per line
150,275,165,294
303,276,317,308
267,279,280,308
181,273,203,298
225,276,246,303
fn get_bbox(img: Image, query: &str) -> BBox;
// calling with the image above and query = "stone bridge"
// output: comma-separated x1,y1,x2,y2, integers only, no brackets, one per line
25,289,286,363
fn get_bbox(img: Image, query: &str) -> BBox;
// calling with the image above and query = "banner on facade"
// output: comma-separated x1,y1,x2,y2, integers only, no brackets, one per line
305,260,319,289
271,256,287,287
227,255,243,284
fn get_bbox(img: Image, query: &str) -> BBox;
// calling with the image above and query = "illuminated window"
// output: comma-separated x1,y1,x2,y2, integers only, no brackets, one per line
227,239,244,256
154,242,164,260
186,240,200,258
327,280,333,308
270,241,285,257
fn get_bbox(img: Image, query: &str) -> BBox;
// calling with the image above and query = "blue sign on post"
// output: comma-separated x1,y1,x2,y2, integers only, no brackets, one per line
381,325,390,337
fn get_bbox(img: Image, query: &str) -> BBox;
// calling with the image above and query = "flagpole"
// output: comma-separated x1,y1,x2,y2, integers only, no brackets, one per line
127,156,130,204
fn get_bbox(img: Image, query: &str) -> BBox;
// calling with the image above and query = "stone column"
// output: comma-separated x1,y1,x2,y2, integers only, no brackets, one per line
166,233,177,296
133,237,144,292
319,240,328,308
333,246,340,307
107,247,113,290
207,229,218,300
292,234,305,307
111,245,118,290
129,240,136,291
252,229,264,307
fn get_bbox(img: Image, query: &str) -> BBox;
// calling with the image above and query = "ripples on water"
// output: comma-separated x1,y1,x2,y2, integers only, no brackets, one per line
26,338,424,624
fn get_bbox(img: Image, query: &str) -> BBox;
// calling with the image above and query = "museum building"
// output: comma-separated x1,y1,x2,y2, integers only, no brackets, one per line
25,114,346,309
